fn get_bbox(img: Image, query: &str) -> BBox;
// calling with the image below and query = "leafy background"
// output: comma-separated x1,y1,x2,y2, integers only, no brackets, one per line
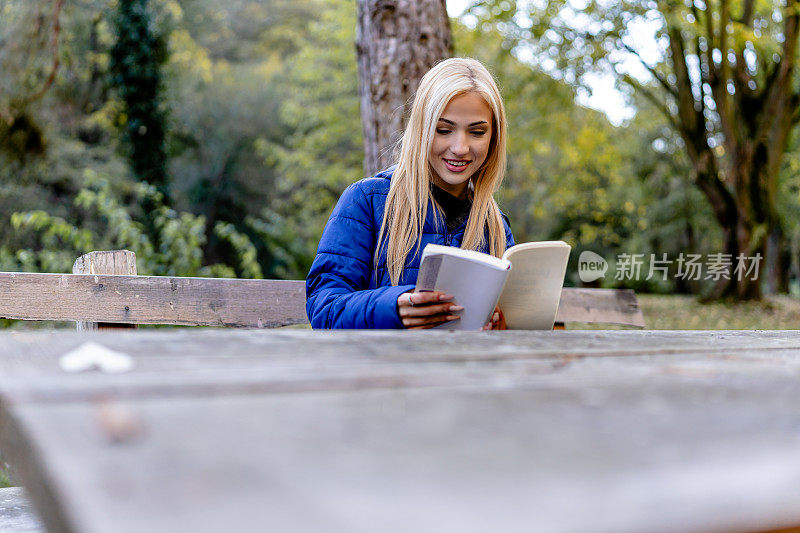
1,0,798,298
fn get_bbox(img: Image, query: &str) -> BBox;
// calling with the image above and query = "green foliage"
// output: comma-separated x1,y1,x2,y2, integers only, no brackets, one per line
9,169,261,278
213,221,263,279
109,0,169,197
163,0,321,277
172,0,316,62
255,0,363,278
5,0,790,302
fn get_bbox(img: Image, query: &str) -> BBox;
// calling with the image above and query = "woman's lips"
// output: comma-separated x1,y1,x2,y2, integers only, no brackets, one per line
444,158,470,172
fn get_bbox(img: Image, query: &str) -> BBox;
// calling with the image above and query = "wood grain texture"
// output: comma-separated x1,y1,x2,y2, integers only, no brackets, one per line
0,329,796,404
73,250,137,331
72,250,137,277
556,287,646,327
0,273,307,327
1,330,800,532
0,487,44,532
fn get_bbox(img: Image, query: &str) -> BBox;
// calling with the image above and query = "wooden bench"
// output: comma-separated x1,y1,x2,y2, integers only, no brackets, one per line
0,250,645,329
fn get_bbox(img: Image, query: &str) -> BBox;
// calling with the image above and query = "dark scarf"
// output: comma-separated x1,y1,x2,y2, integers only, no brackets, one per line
431,184,473,235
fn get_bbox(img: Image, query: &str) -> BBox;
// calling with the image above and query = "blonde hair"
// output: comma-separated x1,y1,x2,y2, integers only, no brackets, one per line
375,57,508,285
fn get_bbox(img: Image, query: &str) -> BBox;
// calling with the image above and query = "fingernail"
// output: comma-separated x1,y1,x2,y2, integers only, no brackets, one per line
449,305,464,311
447,315,460,321
439,293,454,300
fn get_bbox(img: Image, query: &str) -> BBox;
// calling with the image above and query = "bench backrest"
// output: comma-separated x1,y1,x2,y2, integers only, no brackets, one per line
0,250,645,328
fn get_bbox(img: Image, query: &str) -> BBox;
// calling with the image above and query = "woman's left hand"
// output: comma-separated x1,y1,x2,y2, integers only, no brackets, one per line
482,306,507,330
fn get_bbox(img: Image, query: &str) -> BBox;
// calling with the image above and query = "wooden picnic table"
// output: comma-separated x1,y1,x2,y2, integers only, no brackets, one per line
1,329,800,533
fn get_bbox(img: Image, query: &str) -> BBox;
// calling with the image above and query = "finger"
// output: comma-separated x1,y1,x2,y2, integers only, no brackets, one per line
403,313,460,328
407,291,454,307
406,320,460,329
404,314,460,327
495,308,507,330
497,312,507,330
400,302,463,318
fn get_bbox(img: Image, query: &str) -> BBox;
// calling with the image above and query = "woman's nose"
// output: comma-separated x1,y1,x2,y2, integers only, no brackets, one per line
451,132,469,156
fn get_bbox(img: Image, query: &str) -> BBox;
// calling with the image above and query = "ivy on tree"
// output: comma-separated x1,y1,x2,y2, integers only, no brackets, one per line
109,0,169,204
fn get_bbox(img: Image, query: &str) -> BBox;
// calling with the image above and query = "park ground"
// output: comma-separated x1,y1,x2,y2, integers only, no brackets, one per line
569,294,800,330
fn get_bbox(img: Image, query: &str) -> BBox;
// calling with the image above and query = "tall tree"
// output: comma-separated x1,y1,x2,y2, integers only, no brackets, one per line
473,0,800,299
356,0,452,175
109,0,169,204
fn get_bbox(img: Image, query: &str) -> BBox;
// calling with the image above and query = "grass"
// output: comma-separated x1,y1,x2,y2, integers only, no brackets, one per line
568,294,800,330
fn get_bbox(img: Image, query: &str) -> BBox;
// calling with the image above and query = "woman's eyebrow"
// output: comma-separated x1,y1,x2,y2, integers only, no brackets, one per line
437,118,489,127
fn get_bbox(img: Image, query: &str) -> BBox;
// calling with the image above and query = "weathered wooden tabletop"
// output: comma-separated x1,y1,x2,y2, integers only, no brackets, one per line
1,329,800,533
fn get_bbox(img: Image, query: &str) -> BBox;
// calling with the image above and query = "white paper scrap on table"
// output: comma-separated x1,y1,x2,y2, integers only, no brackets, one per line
59,342,135,374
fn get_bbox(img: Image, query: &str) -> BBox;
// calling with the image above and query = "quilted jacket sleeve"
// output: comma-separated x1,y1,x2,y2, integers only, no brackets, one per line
306,183,414,329
502,213,515,249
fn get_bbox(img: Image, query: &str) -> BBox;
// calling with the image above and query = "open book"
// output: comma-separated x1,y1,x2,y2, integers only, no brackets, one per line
414,241,571,330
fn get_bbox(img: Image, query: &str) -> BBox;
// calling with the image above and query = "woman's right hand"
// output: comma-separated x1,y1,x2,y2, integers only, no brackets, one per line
397,291,463,329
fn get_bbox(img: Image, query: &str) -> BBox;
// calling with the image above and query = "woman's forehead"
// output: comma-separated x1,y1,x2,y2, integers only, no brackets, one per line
439,92,493,121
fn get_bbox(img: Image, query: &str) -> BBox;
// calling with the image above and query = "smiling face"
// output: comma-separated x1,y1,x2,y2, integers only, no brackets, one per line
429,91,494,199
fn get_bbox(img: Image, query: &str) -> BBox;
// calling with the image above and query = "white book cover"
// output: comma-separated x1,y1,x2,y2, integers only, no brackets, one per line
414,241,570,330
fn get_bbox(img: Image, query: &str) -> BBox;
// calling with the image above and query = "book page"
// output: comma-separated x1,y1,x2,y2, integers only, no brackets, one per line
498,241,571,329
416,246,510,330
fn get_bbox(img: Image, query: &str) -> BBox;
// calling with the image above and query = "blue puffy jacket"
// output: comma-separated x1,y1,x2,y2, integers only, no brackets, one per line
306,167,515,329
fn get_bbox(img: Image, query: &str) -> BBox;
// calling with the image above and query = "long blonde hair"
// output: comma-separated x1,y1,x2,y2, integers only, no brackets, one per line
375,57,508,285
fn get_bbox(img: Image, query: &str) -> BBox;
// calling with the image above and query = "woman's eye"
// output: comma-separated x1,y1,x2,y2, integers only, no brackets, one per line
436,128,451,135
471,130,487,136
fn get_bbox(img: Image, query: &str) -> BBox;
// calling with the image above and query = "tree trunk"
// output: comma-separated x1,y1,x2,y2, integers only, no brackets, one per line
87,14,105,113
355,0,452,176
769,227,791,293
790,232,800,293
691,161,765,300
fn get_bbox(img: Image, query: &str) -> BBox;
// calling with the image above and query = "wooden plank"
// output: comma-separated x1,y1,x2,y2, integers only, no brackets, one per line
556,287,646,327
73,250,138,331
0,329,797,375
0,329,798,405
1,331,800,531
0,329,796,399
0,273,307,327
1,265,636,329
3,332,800,533
0,487,45,532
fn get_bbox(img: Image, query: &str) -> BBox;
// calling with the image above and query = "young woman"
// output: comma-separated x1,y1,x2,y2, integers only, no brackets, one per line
306,57,514,329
